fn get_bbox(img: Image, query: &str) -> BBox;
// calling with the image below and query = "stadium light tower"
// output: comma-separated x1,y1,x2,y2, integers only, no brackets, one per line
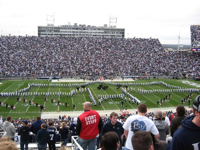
46,14,55,26
177,30,180,51
109,15,118,28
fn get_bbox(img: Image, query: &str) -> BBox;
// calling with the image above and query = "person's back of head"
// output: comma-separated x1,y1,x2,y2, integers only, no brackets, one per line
176,105,186,116
100,131,119,150
37,116,41,121
83,102,92,111
154,110,162,119
48,121,53,127
41,123,46,129
138,103,147,114
61,122,66,129
6,116,12,122
132,131,153,150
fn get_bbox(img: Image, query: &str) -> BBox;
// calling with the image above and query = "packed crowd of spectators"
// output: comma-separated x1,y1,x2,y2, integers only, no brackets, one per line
0,36,200,77
0,107,193,146
191,25,200,48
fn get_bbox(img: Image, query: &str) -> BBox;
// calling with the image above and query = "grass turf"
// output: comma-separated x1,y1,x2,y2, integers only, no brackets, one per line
0,79,199,119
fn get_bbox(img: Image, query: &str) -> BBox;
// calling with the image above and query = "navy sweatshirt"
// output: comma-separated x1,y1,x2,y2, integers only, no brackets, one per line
165,115,200,150
36,129,50,145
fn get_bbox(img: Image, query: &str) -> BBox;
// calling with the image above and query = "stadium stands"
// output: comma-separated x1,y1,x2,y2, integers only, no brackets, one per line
0,36,199,77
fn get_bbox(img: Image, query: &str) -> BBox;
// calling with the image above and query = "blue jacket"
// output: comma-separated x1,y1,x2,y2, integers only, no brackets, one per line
70,123,77,136
59,127,69,139
102,120,124,143
165,115,200,150
31,120,45,135
36,129,50,145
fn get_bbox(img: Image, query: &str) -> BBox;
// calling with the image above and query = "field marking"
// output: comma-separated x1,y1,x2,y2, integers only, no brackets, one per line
181,80,200,87
58,88,60,112
25,83,42,112
139,86,161,107
2,97,9,103
1,82,15,92
44,87,50,108
109,85,134,109
2,80,197,117
70,87,75,111
101,88,120,110
4,82,25,106
9,82,25,113
146,85,174,107
2,82,22,104
82,93,87,102
141,94,161,107
145,82,184,104
149,82,185,99
89,85,105,110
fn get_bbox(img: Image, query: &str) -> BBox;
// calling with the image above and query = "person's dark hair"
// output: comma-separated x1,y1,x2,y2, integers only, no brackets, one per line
37,116,41,120
100,132,119,150
110,112,118,118
138,103,147,113
176,105,186,116
7,116,12,121
49,121,53,126
132,131,153,150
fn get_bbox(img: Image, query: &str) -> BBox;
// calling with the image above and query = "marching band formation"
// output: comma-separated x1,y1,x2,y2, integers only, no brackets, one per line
0,81,199,110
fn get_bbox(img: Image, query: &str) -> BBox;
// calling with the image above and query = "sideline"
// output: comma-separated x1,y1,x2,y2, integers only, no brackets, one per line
41,106,192,119
52,79,135,83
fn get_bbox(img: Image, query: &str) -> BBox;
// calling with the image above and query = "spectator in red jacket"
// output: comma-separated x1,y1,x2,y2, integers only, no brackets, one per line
76,102,103,150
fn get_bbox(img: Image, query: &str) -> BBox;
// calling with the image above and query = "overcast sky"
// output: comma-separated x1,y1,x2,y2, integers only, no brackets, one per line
0,0,200,45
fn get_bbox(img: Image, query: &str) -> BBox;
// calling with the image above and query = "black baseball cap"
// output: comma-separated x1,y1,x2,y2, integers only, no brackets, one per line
193,95,200,113
22,120,28,125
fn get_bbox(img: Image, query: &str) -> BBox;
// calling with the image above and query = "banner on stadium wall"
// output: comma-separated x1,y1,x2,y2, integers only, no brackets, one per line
121,76,138,79
38,76,62,79
191,48,200,51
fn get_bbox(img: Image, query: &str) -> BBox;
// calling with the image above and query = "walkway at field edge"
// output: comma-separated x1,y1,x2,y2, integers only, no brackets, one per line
41,106,192,119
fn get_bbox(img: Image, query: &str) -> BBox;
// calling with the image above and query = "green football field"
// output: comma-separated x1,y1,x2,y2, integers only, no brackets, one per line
0,79,199,119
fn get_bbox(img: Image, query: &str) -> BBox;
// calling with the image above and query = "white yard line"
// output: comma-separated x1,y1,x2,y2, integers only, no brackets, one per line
146,86,174,107
109,85,134,109
1,82,15,92
139,86,161,107
101,89,120,110
142,94,161,107
89,85,105,110
82,93,87,102
9,82,25,113
25,84,42,112
147,83,183,104
58,88,60,112
70,87,75,111
44,87,50,108
3,82,22,103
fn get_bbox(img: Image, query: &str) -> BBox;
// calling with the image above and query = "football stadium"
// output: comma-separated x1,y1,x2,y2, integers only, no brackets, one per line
1,1,200,149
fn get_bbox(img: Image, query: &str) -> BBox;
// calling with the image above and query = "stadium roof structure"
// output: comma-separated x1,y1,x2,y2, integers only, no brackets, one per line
38,23,125,38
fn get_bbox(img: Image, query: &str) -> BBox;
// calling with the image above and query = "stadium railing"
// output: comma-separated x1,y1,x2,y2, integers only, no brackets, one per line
71,136,83,150
0,132,6,138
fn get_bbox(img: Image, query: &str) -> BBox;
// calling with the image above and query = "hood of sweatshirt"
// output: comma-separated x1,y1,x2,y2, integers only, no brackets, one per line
3,121,12,127
154,120,167,130
181,115,200,131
